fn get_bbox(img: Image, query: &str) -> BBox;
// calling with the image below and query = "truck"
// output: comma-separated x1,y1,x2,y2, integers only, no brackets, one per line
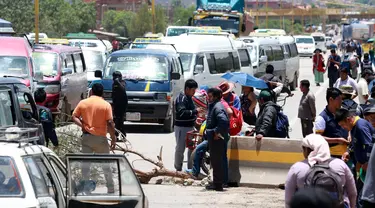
342,23,370,43
188,0,253,37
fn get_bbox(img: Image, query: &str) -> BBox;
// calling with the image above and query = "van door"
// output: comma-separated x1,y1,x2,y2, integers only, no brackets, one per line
238,48,253,75
60,53,75,118
270,45,287,83
71,53,87,108
171,57,184,96
257,46,269,77
193,53,207,86
65,154,146,208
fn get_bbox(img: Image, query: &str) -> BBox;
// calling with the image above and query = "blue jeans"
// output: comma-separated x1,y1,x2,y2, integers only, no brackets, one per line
192,140,208,176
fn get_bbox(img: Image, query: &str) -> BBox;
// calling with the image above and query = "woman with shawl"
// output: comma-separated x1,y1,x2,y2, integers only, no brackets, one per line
285,134,357,208
313,48,325,86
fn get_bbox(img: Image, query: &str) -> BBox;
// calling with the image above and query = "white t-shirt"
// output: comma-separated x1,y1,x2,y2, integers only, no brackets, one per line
315,116,326,132
333,77,359,93
357,78,369,104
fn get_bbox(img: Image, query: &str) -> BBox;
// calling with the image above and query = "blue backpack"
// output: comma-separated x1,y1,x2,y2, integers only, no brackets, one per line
275,111,289,138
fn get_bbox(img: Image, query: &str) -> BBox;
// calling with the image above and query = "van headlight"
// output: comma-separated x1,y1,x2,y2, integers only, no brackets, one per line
44,85,60,94
156,93,167,100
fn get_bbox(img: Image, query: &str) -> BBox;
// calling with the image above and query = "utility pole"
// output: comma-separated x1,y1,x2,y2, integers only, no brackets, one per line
279,0,282,29
266,0,268,28
256,0,259,26
291,0,294,34
152,0,156,33
34,0,39,43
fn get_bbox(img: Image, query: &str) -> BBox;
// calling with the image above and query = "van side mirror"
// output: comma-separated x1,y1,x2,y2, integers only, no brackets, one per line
171,72,181,80
194,65,204,75
259,55,267,63
94,70,103,78
34,71,43,82
62,68,73,76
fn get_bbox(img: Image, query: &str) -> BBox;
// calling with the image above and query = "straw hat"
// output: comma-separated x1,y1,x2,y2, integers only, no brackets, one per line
217,81,235,95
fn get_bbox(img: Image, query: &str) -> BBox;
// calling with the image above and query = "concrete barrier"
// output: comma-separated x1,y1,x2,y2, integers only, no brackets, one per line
227,136,304,187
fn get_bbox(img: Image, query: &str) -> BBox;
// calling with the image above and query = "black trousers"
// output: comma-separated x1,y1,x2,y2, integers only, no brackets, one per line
362,200,375,208
300,119,314,138
208,137,225,186
113,108,126,137
328,71,340,88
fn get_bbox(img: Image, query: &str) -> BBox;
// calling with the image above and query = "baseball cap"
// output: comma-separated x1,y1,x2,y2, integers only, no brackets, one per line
257,90,272,99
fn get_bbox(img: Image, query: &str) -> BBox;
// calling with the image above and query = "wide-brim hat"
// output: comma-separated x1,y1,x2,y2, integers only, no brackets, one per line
339,85,356,95
314,48,322,53
217,81,235,95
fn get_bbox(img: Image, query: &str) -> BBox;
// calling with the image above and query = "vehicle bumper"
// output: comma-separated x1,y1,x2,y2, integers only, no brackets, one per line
105,99,172,122
40,93,60,113
298,52,314,57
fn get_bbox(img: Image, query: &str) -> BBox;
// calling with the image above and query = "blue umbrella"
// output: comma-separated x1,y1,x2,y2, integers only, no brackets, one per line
221,72,268,89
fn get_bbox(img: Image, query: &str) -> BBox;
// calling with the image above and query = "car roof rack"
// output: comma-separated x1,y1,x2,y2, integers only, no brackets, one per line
0,127,40,147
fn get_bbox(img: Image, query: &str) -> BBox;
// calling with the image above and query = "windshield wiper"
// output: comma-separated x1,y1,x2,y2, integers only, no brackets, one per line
150,80,166,84
2,75,25,79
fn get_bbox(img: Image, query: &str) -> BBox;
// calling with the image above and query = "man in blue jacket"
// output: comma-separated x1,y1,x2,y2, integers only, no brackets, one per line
205,88,229,191
174,79,198,171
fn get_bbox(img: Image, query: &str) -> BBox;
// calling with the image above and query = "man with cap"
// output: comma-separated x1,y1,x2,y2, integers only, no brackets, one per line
254,89,282,140
357,69,372,105
315,88,349,158
340,85,364,118
334,67,359,99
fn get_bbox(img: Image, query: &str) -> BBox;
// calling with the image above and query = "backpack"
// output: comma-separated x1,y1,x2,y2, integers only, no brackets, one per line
304,158,345,208
228,94,243,136
275,111,289,138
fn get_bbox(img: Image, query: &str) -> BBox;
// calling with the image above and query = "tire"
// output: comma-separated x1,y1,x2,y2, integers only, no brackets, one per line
190,148,210,175
163,109,174,133
289,73,298,91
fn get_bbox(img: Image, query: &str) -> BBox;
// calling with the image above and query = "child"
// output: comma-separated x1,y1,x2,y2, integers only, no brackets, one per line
34,88,58,148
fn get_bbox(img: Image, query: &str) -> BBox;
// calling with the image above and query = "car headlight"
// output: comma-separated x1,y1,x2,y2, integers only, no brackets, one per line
44,85,60,94
156,93,167,100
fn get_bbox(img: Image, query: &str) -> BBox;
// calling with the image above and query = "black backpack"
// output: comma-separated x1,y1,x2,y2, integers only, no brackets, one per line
304,158,345,208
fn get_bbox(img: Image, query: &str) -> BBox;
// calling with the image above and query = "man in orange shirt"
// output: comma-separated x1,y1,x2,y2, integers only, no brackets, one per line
72,83,116,193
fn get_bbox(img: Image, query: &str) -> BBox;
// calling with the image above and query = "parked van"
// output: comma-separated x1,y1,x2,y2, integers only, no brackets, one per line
158,34,249,95
233,40,253,75
238,37,287,84
91,49,184,132
294,36,316,58
0,37,36,92
276,36,300,90
32,44,87,121
311,32,327,53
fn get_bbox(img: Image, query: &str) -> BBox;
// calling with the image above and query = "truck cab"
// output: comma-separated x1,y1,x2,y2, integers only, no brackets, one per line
90,49,184,132
0,78,44,144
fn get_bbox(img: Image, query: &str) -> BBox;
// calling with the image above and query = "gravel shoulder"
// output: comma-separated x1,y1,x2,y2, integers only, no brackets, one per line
142,184,284,208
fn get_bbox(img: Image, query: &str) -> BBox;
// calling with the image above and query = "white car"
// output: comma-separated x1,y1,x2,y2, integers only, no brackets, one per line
0,128,148,208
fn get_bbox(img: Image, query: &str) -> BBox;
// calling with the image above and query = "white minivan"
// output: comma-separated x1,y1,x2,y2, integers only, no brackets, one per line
294,36,316,58
239,37,287,85
276,36,300,90
311,32,327,53
152,34,252,94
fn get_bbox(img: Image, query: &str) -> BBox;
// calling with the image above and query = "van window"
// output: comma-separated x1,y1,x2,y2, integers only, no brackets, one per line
73,53,83,73
23,157,49,197
206,53,215,73
65,54,74,69
296,38,314,44
231,52,241,71
238,49,250,67
272,46,284,61
313,36,325,42
284,45,291,57
213,52,233,74
0,89,15,127
290,43,298,57
263,46,274,61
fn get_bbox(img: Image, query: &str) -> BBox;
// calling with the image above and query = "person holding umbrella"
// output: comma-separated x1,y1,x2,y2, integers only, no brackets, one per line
313,48,325,86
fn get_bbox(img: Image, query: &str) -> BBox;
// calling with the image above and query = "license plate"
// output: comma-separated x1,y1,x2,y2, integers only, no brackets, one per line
126,112,141,121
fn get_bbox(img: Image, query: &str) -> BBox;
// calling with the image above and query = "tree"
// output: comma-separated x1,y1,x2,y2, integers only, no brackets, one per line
0,0,34,34
129,4,152,37
103,10,136,37
172,5,195,26
155,5,167,34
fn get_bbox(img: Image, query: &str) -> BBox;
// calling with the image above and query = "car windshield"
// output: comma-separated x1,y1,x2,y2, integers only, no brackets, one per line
296,38,314,44
179,53,193,72
0,90,15,127
83,50,104,71
0,156,23,196
248,45,258,63
166,28,190,37
194,18,239,34
0,56,29,78
104,54,169,81
32,52,58,76
313,36,325,42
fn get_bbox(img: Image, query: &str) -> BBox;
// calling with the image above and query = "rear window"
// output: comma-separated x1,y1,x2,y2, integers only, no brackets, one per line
313,36,325,42
0,156,23,196
0,56,29,78
296,38,314,44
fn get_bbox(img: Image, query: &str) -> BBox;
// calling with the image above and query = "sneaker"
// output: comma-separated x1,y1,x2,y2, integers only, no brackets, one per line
205,183,224,191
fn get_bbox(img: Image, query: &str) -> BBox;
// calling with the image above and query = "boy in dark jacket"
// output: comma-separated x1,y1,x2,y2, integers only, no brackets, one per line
112,71,128,139
34,88,58,148
174,79,198,171
255,90,281,140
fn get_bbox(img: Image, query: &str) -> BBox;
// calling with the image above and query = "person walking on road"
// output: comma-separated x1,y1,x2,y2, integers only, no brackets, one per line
285,134,357,208
327,49,341,88
334,67,359,99
112,71,128,139
357,69,371,105
72,83,116,193
298,80,316,138
313,49,325,86
315,88,349,158
205,88,229,191
174,79,198,171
